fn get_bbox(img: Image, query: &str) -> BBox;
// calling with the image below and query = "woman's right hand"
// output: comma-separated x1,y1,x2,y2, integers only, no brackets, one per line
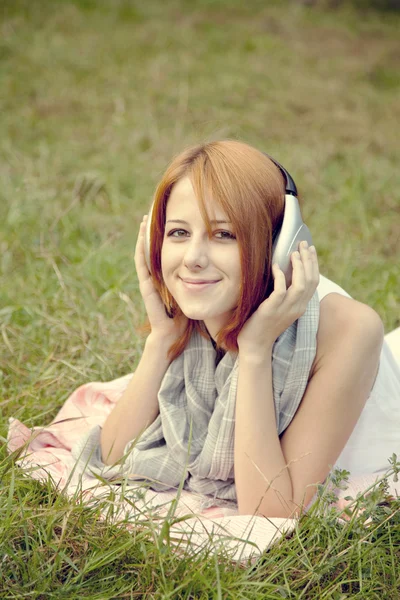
134,215,188,342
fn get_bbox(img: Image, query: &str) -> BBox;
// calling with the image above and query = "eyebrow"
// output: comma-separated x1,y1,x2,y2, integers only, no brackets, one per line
166,219,231,225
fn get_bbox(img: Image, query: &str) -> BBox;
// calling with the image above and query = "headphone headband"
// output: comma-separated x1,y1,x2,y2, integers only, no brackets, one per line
263,153,298,197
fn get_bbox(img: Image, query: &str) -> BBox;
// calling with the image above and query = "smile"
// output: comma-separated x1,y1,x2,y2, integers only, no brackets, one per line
180,278,221,291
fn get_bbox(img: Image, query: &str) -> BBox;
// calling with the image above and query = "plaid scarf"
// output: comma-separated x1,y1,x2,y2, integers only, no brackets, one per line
74,293,319,501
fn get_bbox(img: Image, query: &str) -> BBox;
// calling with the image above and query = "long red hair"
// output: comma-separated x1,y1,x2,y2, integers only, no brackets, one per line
147,140,286,361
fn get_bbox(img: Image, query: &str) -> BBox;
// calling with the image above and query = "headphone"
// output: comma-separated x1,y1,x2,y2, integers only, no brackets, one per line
144,153,313,288
266,154,313,286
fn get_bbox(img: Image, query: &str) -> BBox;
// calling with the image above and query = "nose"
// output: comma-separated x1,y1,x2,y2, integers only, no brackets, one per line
183,236,210,270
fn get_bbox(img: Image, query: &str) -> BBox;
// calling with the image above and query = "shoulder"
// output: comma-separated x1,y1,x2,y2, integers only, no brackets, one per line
319,292,383,336
316,274,383,341
311,293,384,375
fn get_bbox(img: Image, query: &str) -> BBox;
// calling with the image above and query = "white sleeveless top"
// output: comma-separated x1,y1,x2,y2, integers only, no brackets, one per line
317,275,400,476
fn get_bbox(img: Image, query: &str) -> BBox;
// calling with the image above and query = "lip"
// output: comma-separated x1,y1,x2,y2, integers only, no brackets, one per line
180,277,221,291
181,278,220,284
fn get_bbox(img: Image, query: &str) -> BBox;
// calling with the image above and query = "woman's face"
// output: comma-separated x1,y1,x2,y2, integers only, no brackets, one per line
161,176,241,340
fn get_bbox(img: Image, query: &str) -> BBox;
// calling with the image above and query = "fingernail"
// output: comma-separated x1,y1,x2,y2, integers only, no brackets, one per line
301,241,309,249
309,245,316,253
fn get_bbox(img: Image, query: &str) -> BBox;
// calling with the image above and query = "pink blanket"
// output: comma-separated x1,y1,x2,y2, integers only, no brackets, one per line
7,329,400,561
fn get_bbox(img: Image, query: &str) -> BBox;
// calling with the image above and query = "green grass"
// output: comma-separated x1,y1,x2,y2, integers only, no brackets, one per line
0,0,399,597
1,455,399,598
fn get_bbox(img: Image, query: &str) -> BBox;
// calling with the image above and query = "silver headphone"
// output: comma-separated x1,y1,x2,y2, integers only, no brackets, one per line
266,154,313,286
144,153,313,287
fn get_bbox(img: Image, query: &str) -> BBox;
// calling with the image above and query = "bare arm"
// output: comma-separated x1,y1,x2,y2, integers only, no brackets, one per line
279,294,383,512
101,215,187,464
100,333,172,464
235,293,384,518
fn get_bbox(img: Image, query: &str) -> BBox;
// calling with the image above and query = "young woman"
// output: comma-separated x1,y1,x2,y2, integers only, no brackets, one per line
96,140,399,519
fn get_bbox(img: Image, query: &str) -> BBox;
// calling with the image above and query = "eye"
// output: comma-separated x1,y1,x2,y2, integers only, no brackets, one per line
167,229,188,238
215,230,236,240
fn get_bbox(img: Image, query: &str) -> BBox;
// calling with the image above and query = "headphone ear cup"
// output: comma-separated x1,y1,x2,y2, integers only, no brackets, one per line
272,196,313,288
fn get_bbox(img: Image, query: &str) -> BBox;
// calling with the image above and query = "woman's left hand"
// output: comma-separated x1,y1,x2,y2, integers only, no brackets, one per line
237,241,320,360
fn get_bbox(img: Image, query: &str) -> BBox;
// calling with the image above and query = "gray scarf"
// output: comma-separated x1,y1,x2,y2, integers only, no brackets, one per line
74,292,319,501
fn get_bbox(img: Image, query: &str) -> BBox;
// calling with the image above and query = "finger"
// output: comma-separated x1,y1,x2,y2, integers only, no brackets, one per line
134,217,146,265
298,241,315,284
309,245,320,285
267,263,287,306
289,250,306,296
285,250,314,318
298,241,319,291
134,216,151,284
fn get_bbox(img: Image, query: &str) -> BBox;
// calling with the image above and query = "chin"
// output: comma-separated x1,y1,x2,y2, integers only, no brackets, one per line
180,304,235,325
180,307,212,320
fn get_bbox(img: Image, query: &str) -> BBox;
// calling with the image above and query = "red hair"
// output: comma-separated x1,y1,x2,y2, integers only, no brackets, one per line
147,140,286,361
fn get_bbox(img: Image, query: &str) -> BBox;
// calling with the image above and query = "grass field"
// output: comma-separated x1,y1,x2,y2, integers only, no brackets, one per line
0,0,399,597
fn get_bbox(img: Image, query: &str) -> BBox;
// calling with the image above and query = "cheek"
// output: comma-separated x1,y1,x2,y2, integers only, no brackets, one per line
161,242,182,272
228,251,242,284
160,244,176,286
